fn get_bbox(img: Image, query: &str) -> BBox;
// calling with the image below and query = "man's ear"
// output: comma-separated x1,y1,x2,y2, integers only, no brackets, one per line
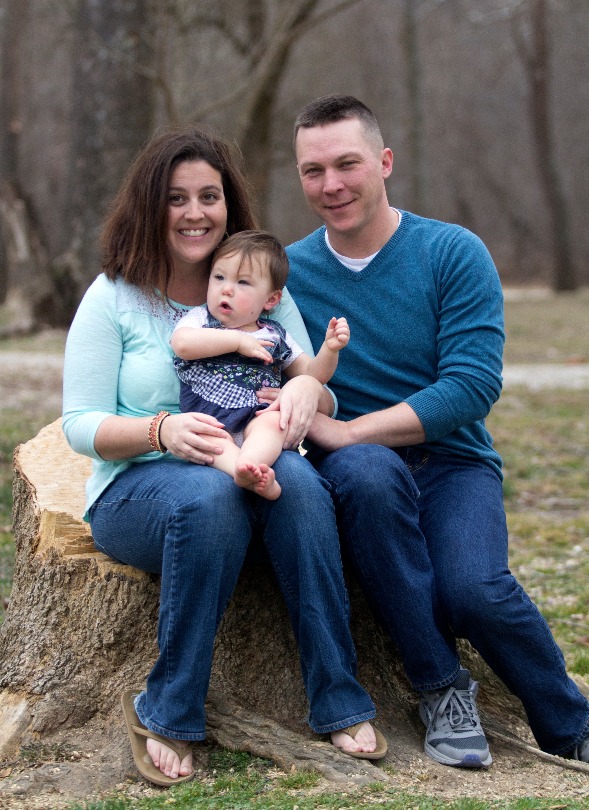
381,148,394,180
264,289,282,311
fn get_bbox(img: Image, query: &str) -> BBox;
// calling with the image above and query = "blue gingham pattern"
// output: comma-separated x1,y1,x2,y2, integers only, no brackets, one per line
173,306,303,410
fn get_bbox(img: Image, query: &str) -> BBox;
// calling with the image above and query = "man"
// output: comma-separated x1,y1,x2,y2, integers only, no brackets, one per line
285,94,589,768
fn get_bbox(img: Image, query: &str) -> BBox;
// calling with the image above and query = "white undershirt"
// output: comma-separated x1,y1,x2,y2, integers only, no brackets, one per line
325,208,402,271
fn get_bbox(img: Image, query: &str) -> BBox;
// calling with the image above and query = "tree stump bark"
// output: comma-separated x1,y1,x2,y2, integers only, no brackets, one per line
2,418,569,785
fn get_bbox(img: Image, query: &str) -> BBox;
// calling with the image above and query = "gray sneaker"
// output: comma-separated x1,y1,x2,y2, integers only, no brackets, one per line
419,669,492,768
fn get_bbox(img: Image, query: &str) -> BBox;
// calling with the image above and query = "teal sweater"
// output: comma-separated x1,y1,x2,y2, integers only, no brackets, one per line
286,211,505,478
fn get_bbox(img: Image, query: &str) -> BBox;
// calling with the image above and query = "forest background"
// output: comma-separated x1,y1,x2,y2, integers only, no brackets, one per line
0,0,587,335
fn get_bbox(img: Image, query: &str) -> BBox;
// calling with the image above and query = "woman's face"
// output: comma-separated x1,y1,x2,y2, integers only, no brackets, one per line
166,160,228,275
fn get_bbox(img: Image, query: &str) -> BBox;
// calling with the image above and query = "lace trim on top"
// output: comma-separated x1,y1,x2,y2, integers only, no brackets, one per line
115,278,189,328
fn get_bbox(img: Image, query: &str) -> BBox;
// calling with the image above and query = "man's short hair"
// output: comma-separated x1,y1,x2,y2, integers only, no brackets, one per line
293,94,384,153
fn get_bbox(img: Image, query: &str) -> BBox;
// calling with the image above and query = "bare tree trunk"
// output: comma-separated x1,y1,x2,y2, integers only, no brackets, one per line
514,0,576,291
0,181,52,334
232,0,320,223
65,0,155,316
402,0,426,214
0,0,41,314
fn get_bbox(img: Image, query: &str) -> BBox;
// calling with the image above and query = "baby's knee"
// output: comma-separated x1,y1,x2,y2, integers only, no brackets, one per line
245,409,285,436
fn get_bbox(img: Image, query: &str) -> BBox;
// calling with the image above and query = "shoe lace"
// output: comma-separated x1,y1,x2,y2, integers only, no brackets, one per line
435,684,479,732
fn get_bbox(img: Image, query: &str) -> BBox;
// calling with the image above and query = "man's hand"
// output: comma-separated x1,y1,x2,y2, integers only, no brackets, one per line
325,316,350,352
257,375,324,449
306,412,354,451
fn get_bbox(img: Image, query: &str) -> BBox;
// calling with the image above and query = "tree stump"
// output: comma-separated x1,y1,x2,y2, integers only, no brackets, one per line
3,418,577,787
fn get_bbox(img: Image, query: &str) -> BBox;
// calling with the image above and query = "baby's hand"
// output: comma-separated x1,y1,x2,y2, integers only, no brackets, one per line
325,317,350,352
237,335,275,363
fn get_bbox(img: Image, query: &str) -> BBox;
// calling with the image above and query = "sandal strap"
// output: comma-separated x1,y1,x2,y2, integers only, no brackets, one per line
130,722,192,758
341,722,365,739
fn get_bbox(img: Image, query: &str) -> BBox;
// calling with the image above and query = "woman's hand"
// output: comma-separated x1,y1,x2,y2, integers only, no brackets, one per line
258,375,325,449
159,412,231,465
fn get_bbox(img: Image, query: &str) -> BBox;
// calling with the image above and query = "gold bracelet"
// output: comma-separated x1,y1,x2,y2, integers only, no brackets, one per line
148,411,170,453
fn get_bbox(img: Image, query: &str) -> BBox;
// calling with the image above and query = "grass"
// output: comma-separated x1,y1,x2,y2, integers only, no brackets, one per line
61,743,589,808
487,390,589,673
1,290,589,808
65,784,589,810
502,287,589,363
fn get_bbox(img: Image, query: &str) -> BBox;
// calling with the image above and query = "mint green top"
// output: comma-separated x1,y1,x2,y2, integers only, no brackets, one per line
62,273,315,517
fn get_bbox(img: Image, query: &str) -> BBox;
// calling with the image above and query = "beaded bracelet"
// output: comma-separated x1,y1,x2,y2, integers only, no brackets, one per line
148,411,170,453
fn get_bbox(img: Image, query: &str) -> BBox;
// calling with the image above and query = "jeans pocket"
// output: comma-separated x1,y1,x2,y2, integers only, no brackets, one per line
405,449,429,474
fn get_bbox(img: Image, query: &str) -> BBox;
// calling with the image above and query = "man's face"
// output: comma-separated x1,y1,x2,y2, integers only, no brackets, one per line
295,117,393,240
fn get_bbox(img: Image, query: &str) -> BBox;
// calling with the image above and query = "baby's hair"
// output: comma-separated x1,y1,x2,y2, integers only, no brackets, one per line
212,230,289,290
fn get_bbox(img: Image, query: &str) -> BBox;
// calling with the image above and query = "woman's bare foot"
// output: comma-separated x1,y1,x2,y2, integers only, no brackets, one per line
235,461,281,500
146,737,193,780
331,721,377,755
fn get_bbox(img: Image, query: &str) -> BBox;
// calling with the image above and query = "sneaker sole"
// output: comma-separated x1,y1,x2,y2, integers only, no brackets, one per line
424,740,493,768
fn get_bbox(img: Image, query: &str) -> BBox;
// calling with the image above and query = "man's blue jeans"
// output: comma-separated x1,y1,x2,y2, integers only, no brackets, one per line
89,452,376,741
312,443,589,755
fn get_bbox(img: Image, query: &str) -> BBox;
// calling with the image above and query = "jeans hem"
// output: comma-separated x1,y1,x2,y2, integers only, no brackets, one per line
412,662,462,694
547,708,589,757
311,710,377,735
135,692,207,742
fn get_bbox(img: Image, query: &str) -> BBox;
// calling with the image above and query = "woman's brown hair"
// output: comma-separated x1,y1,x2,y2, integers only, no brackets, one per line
101,127,258,299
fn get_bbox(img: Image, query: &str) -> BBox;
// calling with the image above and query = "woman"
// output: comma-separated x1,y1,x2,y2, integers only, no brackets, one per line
62,127,386,786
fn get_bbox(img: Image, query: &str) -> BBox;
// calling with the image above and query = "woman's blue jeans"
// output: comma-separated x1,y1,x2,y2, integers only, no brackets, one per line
89,452,375,741
312,444,589,755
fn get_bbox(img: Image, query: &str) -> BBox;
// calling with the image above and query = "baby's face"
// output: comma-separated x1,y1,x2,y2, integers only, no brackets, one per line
207,251,280,331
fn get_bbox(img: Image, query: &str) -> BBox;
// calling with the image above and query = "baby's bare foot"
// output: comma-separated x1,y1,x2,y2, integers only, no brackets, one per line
235,461,263,491
331,721,377,754
146,737,193,780
236,461,281,500
253,463,281,500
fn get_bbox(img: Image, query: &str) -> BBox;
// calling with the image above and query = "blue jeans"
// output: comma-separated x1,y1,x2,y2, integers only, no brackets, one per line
89,452,375,741
312,444,589,755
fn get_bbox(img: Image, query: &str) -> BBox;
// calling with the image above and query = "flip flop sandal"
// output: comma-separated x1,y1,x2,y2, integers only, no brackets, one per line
335,721,388,760
121,690,196,787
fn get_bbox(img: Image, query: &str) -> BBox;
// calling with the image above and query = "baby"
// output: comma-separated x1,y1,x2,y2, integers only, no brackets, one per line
171,230,349,500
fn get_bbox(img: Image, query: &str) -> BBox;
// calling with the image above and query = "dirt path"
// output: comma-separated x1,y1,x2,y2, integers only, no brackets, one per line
2,352,589,416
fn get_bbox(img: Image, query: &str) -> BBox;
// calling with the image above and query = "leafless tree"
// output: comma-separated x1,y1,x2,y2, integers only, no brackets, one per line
467,0,577,290
1,0,587,330
63,0,154,322
142,0,367,221
510,0,576,290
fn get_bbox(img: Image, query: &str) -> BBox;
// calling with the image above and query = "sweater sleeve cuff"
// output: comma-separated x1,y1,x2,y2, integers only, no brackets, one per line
405,391,453,443
62,411,114,460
